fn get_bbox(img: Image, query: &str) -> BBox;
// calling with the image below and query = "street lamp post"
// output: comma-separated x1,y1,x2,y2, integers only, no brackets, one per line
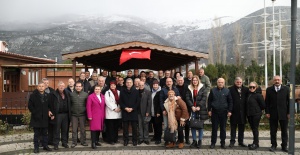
272,0,276,76
264,0,268,88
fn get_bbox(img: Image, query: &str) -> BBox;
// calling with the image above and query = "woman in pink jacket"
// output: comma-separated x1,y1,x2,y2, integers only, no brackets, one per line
87,85,106,149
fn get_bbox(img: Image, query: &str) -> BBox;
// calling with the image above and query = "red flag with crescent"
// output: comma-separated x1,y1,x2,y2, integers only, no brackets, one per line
119,49,151,65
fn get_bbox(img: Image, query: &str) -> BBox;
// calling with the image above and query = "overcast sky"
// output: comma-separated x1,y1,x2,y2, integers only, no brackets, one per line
0,0,295,23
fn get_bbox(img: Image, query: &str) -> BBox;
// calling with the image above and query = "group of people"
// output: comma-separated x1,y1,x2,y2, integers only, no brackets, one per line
28,68,290,153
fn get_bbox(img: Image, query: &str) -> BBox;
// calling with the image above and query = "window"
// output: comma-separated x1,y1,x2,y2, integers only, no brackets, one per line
28,69,39,86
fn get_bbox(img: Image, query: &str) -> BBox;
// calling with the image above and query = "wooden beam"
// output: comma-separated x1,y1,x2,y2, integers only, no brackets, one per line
72,60,76,81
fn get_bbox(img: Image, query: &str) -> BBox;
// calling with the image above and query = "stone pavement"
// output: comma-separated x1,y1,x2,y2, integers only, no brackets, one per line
0,131,299,155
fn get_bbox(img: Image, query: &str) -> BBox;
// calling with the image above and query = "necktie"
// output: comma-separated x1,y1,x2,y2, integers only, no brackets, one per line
276,87,279,92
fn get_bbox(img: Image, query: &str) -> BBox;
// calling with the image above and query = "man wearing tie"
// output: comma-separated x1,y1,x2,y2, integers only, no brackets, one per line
265,75,290,152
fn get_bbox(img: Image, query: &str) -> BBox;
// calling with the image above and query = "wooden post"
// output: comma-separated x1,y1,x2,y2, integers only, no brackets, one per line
195,58,199,75
179,66,182,73
185,64,189,77
72,60,76,81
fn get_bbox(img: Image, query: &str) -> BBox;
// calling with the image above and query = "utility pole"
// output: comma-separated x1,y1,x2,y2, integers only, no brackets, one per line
288,0,297,154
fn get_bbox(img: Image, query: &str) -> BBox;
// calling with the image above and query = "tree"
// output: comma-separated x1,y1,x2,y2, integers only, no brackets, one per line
233,22,243,66
211,17,224,64
204,64,218,84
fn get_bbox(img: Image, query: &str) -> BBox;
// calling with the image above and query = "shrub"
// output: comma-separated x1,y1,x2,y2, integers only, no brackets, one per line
0,120,9,134
21,111,32,131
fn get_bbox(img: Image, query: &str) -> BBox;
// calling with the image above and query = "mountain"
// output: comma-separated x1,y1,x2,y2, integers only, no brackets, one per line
0,6,298,64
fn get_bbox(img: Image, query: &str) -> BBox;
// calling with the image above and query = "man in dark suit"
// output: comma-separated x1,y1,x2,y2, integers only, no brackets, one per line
120,78,140,146
228,77,248,147
265,75,290,152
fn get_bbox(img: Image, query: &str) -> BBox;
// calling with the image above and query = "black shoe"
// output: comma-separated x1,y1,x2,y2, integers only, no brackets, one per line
144,141,150,145
33,148,39,153
238,143,247,147
155,141,161,144
71,143,76,148
249,144,259,150
95,142,101,146
190,140,197,148
62,144,69,148
197,140,202,149
221,144,227,149
281,147,288,152
185,139,191,145
210,144,215,149
81,142,88,146
43,146,52,151
124,141,128,146
92,143,96,149
133,141,137,146
54,145,58,150
138,140,143,145
269,145,276,152
229,143,234,148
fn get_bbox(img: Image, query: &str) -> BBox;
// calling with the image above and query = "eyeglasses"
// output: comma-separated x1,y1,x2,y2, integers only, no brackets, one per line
249,86,256,89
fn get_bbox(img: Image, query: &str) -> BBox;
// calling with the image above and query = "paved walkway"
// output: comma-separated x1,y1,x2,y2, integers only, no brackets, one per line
0,131,299,155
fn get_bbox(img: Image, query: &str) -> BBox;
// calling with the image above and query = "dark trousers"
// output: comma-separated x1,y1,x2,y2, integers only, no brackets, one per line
177,120,184,143
106,119,120,143
91,130,100,143
229,123,245,144
151,116,162,141
48,123,54,144
123,121,138,142
248,115,261,145
33,127,48,149
184,120,190,141
54,113,69,146
269,119,288,147
72,116,86,144
211,110,227,145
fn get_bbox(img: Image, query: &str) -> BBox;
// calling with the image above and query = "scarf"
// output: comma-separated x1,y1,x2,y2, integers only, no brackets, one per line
167,99,178,133
193,89,198,106
110,89,119,105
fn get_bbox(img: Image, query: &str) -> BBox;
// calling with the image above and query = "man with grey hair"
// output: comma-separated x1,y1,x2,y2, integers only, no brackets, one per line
41,78,55,146
198,68,211,91
176,76,190,144
137,81,152,145
89,73,98,87
89,76,108,95
265,75,290,152
228,77,248,148
134,78,141,90
49,81,71,150
208,78,233,149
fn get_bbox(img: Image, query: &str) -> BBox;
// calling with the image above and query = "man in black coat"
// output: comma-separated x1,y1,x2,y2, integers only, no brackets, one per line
41,78,55,146
120,78,140,146
28,82,53,153
228,77,248,147
176,76,191,144
265,75,290,152
49,81,71,150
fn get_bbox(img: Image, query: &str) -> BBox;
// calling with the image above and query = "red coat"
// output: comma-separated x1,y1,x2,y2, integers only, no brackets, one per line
86,93,106,131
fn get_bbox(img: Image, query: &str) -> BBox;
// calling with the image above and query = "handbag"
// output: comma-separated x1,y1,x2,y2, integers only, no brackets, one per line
189,112,204,129
164,129,176,142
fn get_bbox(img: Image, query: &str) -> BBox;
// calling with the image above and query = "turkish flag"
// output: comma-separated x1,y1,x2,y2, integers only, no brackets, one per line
119,49,151,65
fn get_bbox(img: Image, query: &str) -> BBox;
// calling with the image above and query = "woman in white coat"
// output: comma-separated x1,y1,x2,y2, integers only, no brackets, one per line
105,81,122,145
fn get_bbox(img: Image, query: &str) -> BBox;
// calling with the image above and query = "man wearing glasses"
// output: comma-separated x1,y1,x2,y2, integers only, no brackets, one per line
265,76,290,152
